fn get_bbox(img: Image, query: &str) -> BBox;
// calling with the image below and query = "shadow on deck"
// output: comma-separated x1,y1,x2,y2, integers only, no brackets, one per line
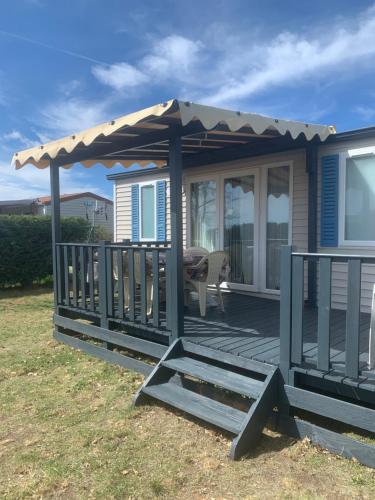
184,292,372,372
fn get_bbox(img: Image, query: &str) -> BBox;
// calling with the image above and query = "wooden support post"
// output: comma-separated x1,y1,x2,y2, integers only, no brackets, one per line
306,145,318,307
169,134,184,342
279,245,293,385
49,161,61,312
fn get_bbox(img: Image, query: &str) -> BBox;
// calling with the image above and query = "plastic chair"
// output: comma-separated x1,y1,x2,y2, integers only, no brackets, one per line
134,252,153,316
188,251,228,317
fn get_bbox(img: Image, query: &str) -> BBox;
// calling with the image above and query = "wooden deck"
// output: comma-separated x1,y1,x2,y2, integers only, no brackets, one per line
184,292,373,376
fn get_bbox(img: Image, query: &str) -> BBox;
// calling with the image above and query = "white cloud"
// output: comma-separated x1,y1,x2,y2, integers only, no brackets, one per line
141,35,203,82
355,105,375,121
92,35,203,91
2,130,38,148
0,160,108,200
40,97,111,136
204,8,375,106
92,62,149,91
91,5,375,109
58,79,82,97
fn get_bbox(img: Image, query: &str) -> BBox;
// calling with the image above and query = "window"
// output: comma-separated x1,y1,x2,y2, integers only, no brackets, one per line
342,154,375,244
140,183,156,240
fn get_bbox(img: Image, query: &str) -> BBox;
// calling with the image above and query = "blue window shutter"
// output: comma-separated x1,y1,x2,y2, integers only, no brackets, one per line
131,184,139,241
156,180,166,241
320,155,339,247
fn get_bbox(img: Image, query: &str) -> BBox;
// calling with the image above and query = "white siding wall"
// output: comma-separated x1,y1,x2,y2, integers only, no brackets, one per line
318,138,375,312
42,196,114,235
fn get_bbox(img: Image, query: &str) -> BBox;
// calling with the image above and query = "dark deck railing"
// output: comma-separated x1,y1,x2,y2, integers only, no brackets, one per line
55,240,172,336
280,246,375,381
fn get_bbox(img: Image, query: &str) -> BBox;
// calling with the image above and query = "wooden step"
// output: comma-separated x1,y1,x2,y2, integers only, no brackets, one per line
181,340,273,375
143,382,246,434
163,356,263,399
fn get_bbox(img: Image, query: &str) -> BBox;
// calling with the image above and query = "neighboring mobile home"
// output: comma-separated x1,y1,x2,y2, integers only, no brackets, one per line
37,192,114,234
0,192,114,234
12,100,375,466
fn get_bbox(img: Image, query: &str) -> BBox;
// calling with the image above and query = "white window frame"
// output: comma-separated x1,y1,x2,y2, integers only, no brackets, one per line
138,180,157,242
338,148,375,248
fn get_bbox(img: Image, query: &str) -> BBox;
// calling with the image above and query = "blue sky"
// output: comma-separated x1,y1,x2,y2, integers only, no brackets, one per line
1,0,375,200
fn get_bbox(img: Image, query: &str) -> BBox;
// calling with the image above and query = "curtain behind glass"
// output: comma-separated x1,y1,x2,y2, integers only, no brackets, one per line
266,166,290,290
190,180,217,251
345,156,375,241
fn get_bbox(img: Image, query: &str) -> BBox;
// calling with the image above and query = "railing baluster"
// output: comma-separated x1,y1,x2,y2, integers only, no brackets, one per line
63,245,69,306
106,247,113,317
71,245,78,308
128,248,135,322
80,246,86,310
140,249,147,324
165,250,172,332
291,255,304,365
346,259,361,378
152,249,160,328
88,246,95,311
56,244,62,305
117,248,124,320
317,257,332,371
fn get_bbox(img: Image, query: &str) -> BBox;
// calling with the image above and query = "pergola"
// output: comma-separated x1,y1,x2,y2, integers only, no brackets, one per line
13,99,335,339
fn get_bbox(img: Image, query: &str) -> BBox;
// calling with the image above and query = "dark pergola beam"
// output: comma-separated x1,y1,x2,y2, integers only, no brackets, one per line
53,122,206,167
183,134,319,169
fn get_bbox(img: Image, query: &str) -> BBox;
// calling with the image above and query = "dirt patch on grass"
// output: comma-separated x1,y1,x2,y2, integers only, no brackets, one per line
0,288,374,499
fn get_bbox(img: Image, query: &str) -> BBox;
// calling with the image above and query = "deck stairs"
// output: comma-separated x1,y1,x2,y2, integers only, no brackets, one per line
134,339,280,459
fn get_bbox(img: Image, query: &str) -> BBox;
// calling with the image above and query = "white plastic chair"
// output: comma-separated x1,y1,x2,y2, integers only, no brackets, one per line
188,250,228,317
134,252,153,316
369,284,375,369
184,246,209,260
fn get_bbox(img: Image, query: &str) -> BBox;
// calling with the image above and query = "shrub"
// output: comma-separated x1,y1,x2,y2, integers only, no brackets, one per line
88,224,113,243
0,215,91,287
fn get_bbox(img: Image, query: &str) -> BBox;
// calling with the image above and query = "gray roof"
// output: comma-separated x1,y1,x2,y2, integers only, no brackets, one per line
0,198,36,207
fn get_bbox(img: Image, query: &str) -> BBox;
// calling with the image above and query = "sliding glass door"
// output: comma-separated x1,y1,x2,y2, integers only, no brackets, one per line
187,163,291,293
224,174,256,286
264,165,290,291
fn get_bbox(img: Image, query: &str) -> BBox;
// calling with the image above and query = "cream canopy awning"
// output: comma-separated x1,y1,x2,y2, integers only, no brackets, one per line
12,99,336,170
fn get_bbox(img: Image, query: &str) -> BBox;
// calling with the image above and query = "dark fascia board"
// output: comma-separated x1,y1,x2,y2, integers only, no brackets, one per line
106,166,169,181
326,125,375,143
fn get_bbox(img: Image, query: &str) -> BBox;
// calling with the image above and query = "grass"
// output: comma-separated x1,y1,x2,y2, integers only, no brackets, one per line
0,287,374,499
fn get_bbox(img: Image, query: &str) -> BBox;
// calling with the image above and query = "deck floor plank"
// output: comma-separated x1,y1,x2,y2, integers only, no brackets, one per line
183,292,372,376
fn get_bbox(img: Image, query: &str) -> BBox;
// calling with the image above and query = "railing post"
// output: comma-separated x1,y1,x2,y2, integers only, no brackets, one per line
279,245,293,384
169,133,184,342
306,145,318,307
49,161,61,312
99,240,111,348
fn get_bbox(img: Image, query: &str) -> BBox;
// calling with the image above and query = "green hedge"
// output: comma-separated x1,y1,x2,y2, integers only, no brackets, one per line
0,215,91,287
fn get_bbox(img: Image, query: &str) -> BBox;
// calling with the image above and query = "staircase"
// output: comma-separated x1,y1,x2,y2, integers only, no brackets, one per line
134,339,280,459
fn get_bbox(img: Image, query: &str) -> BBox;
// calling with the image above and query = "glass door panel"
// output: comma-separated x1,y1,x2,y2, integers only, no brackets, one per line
190,180,218,251
266,165,290,290
224,175,255,286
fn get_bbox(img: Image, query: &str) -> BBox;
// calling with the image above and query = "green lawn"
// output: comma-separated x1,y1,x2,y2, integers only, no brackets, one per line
0,288,374,499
